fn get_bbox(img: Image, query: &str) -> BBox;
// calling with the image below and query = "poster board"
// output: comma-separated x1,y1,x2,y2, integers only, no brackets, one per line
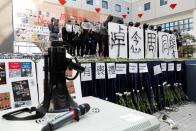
145,30,158,59
158,32,178,59
0,59,38,110
12,0,64,43
108,22,128,58
129,27,144,59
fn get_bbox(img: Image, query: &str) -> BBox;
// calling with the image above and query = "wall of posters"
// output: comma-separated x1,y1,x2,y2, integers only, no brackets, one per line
12,0,64,43
108,22,128,58
0,59,38,109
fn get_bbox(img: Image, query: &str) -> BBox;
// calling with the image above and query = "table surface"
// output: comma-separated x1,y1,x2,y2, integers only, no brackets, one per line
0,97,160,131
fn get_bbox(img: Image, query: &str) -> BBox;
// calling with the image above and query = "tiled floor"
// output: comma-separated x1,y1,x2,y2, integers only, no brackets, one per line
153,102,196,131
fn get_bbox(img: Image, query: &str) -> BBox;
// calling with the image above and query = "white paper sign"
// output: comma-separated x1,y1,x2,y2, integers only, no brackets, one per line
161,63,167,71
168,34,178,59
96,63,105,79
81,63,92,81
116,64,127,74
153,65,162,75
129,63,138,73
168,63,174,71
177,64,182,72
158,32,169,59
139,63,148,73
107,63,116,79
66,24,73,32
129,27,144,59
145,30,158,59
108,22,127,58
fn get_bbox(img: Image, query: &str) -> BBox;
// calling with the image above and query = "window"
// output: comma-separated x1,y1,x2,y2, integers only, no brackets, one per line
144,2,150,11
127,7,130,14
86,0,93,5
102,0,108,9
155,18,193,33
160,0,167,6
115,4,121,12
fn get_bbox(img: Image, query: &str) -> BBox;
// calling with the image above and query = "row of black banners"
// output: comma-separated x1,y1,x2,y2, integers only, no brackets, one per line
80,61,188,114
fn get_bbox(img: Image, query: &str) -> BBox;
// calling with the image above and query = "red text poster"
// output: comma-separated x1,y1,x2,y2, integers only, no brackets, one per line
9,62,21,78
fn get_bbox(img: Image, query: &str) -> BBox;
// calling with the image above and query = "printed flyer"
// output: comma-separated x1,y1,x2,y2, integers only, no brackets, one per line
9,62,21,78
0,62,6,85
12,80,31,108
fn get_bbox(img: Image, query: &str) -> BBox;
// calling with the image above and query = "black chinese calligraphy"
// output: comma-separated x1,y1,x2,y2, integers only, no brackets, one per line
96,65,105,76
83,66,91,77
130,31,142,53
161,34,169,54
111,25,126,57
169,35,177,57
147,33,157,52
107,65,115,75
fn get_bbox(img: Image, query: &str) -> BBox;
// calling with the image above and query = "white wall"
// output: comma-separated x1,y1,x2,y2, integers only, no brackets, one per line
131,0,196,22
46,0,132,22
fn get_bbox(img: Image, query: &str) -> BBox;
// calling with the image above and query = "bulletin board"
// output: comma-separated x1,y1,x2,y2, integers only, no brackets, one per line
0,59,38,111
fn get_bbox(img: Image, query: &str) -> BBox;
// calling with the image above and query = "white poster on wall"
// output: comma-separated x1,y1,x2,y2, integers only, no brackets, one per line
153,65,162,75
115,64,127,75
168,63,175,71
96,63,105,79
158,32,170,59
107,63,116,79
108,22,127,58
145,30,158,59
129,63,138,73
161,63,167,71
129,27,144,59
80,63,92,82
168,34,178,59
139,63,148,73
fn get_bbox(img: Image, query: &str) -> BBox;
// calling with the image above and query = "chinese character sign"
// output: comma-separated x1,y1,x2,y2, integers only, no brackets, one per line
96,63,105,79
129,27,144,59
158,32,169,59
80,63,92,81
108,22,127,58
158,32,178,59
145,30,158,59
107,63,116,79
168,34,178,59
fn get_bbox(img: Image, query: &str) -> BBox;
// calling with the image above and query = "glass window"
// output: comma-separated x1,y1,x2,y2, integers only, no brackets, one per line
102,0,108,9
165,23,169,28
144,2,151,11
189,18,193,23
115,4,121,12
184,19,188,24
160,0,168,6
170,22,174,26
86,0,93,5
